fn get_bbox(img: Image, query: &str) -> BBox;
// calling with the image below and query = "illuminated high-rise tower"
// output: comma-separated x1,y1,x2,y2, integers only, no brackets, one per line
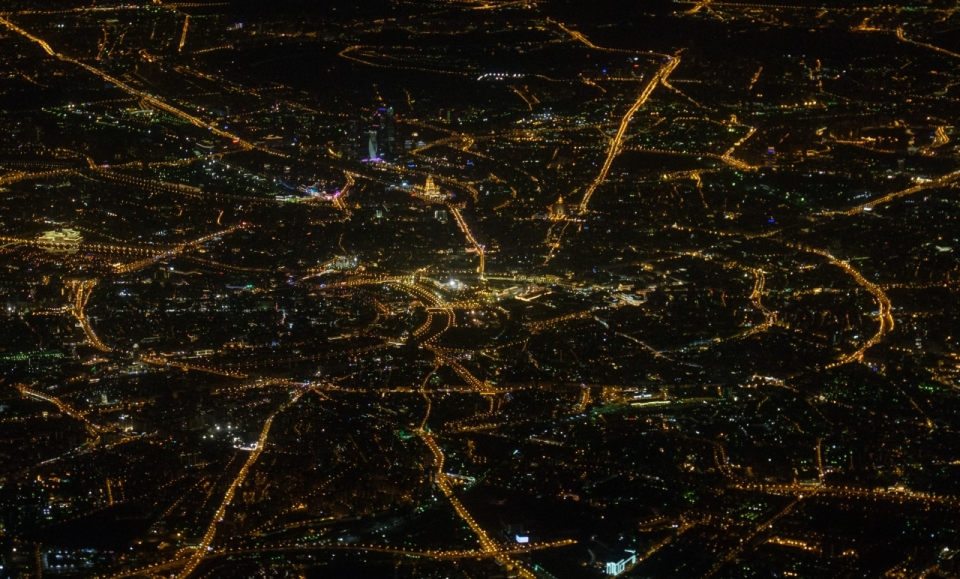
367,130,378,160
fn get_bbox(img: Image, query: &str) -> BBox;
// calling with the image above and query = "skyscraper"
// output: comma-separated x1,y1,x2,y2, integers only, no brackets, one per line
367,130,378,160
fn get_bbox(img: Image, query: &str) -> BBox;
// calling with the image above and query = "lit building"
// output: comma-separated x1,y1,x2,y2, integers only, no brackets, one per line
38,228,82,245
605,551,637,576
549,196,569,220
356,106,399,161
420,175,446,202
332,255,359,271
367,130,379,160
764,146,777,169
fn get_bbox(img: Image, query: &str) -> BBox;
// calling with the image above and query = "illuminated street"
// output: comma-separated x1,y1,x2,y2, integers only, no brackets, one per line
1,1,960,578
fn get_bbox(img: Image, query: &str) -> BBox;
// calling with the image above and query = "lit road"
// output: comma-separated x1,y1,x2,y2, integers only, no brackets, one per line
417,431,538,579
701,496,803,579
111,225,248,274
931,125,950,148
547,18,669,58
734,481,960,508
0,16,286,158
448,205,485,275
178,14,190,52
140,356,249,379
0,168,75,185
16,384,101,441
174,386,312,579
844,169,960,215
579,55,681,212
896,27,960,60
806,248,894,369
720,125,758,170
735,266,775,339
98,540,574,579
68,279,112,353
526,310,594,333
338,45,470,77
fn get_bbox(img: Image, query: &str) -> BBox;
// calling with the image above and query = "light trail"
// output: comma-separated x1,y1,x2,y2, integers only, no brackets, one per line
579,56,681,212
0,15,54,54
932,125,950,148
734,266,775,339
816,438,825,484
331,171,355,217
686,0,713,14
509,85,537,110
748,66,763,91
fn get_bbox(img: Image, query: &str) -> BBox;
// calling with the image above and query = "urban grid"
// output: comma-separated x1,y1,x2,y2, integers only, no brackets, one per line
0,0,959,577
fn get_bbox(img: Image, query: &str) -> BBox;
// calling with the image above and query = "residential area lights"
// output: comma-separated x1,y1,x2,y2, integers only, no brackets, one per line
3,2,960,578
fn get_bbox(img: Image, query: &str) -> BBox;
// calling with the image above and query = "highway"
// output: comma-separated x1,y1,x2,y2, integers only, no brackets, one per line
579,55,681,212
896,27,960,60
111,225,248,274
547,18,669,58
178,14,190,52
417,430,539,579
174,386,313,579
0,168,76,186
732,266,775,340
16,384,101,440
68,279,112,353
98,539,573,579
447,205,486,275
720,125,758,170
0,16,287,158
844,169,960,215
809,248,894,369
